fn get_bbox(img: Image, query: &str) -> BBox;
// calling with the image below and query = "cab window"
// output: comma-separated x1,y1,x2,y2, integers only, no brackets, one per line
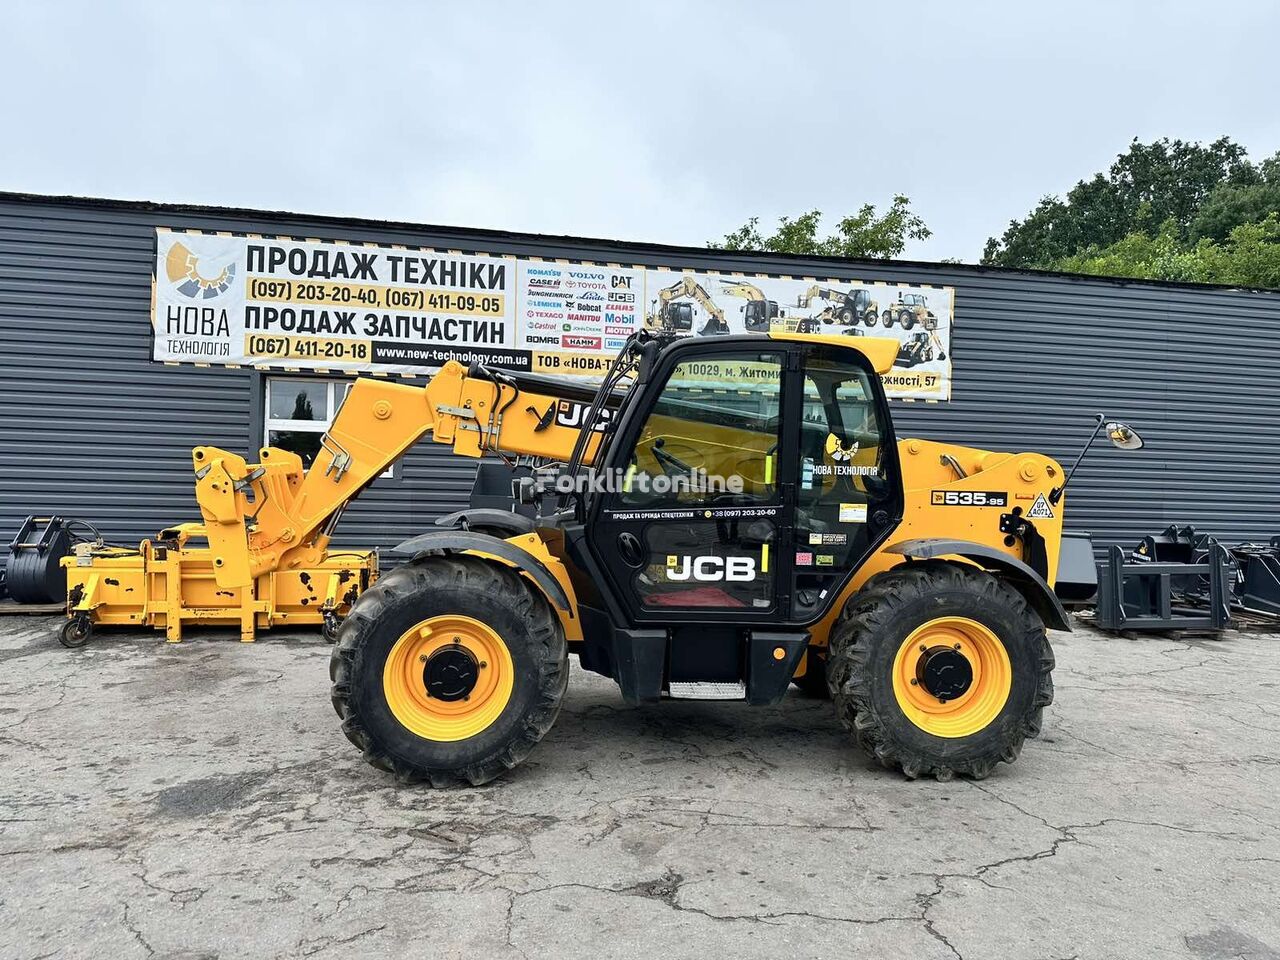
618,352,783,508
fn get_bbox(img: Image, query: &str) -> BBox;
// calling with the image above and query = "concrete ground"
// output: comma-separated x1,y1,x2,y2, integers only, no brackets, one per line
0,615,1277,960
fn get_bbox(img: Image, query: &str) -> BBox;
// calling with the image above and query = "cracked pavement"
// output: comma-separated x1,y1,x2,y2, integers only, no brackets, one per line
1,615,1278,959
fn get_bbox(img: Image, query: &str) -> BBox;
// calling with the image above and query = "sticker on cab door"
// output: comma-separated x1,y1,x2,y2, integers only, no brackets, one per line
930,490,1009,507
839,503,868,523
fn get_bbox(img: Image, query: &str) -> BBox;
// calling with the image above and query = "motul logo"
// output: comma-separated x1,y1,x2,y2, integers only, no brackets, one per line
666,555,756,582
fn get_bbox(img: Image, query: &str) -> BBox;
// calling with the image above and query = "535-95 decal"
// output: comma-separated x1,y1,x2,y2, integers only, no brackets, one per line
931,490,1009,507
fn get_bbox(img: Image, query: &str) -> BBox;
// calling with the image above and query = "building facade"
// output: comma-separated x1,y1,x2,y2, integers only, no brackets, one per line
3,192,1279,564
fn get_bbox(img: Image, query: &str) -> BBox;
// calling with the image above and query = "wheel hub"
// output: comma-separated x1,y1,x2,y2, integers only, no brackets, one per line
892,617,1013,738
423,647,479,701
916,647,973,701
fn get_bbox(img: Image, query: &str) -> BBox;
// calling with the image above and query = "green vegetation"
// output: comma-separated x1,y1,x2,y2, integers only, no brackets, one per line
711,195,931,261
984,137,1280,287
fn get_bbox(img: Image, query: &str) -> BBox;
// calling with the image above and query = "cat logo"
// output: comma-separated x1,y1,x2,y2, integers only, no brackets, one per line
665,555,756,582
825,433,859,462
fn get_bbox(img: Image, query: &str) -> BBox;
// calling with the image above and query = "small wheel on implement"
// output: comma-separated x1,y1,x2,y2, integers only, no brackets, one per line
59,617,93,649
323,614,342,643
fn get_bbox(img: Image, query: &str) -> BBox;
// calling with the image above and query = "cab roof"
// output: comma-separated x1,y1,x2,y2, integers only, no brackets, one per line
767,332,900,375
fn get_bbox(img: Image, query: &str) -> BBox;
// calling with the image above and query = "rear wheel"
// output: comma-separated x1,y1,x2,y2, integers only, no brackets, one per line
828,562,1054,780
791,649,831,698
330,557,567,786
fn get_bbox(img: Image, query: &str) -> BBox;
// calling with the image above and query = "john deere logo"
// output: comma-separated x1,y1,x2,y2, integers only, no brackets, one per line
165,241,236,300
825,434,859,462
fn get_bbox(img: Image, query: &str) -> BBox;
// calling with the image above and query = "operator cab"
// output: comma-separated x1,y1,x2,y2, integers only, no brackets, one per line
741,299,781,333
662,301,694,332
559,332,904,704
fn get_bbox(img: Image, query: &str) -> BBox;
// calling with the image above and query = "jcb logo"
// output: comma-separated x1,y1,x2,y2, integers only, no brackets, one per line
555,400,612,432
665,555,756,582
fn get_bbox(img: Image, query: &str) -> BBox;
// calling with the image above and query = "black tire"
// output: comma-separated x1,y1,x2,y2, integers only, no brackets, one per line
839,308,855,325
828,562,1054,781
862,309,878,328
59,617,92,648
791,649,831,698
880,309,893,327
329,556,568,787
899,309,916,330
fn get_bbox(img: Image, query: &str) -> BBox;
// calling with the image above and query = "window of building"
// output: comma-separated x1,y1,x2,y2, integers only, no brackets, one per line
263,377,394,477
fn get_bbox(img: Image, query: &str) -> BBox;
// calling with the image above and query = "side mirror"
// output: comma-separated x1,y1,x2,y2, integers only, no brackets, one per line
1105,421,1144,450
1050,413,1143,505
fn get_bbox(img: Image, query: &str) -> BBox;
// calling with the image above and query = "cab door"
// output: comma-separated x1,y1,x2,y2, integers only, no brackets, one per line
788,344,904,620
588,342,794,625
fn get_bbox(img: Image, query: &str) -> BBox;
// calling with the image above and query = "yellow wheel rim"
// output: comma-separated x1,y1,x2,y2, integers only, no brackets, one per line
891,617,1011,738
382,615,514,742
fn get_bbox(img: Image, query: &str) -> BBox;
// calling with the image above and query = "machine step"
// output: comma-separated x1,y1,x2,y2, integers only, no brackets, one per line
667,680,746,700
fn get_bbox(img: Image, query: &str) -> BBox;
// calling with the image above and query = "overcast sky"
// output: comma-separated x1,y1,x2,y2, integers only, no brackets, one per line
3,1,1277,262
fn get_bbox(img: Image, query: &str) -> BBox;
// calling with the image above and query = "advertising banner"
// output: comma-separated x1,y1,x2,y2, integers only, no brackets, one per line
642,270,952,399
152,229,953,399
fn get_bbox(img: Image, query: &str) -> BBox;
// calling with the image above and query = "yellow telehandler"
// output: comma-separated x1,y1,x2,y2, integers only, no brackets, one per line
65,330,1140,782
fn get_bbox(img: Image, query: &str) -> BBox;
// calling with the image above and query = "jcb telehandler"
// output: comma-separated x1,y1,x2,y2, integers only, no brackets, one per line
67,330,1136,783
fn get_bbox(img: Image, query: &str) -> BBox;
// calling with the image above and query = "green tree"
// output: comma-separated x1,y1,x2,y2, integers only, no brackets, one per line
1055,214,1280,289
711,195,931,260
983,137,1260,268
1188,154,1280,242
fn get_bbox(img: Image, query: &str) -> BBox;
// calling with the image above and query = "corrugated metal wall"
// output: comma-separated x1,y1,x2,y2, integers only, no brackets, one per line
2,193,1279,568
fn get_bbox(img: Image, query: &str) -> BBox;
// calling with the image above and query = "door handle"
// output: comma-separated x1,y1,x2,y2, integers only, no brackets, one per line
617,532,644,567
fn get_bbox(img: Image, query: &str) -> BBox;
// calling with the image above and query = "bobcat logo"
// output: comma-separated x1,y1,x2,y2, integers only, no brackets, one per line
825,433,859,462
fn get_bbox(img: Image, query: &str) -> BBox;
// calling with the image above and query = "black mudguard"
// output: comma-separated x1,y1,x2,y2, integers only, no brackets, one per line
392,529,570,612
434,509,537,538
885,538,1072,632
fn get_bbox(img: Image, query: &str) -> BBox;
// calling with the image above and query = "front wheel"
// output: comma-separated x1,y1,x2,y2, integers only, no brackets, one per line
330,556,568,786
828,562,1054,780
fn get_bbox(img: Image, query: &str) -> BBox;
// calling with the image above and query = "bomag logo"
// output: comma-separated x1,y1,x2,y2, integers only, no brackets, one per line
165,241,236,299
526,334,559,345
666,555,756,582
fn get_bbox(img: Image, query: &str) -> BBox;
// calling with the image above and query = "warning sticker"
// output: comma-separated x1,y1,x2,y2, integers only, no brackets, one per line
816,555,835,567
809,532,849,546
839,503,868,524
795,552,813,566
1027,494,1055,520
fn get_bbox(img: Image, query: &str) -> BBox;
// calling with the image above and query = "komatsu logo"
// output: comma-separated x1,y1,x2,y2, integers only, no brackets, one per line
665,555,756,582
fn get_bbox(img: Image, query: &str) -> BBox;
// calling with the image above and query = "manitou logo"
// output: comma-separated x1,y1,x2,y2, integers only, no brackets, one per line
665,555,756,582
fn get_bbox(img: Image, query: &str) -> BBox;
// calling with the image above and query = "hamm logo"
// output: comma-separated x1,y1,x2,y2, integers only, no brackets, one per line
165,241,236,300
561,334,601,350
